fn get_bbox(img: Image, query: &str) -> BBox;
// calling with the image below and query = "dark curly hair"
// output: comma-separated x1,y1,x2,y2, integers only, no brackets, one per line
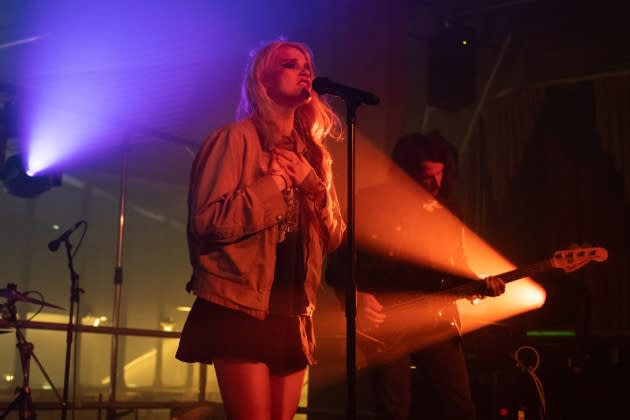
391,131,459,202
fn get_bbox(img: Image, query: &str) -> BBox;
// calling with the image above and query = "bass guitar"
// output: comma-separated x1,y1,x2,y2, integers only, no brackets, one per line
356,246,608,365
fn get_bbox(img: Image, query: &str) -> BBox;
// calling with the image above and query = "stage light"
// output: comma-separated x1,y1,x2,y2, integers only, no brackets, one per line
160,318,176,332
1,153,61,198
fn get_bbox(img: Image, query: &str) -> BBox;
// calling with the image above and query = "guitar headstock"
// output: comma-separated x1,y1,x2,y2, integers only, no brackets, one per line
551,247,608,273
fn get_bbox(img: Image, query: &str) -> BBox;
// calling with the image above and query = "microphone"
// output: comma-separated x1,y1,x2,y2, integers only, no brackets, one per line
312,77,380,105
48,220,84,252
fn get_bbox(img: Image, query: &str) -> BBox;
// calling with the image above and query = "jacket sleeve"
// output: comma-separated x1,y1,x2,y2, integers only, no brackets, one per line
188,125,288,244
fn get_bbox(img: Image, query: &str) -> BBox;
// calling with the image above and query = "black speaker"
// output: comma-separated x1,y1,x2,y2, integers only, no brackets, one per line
427,22,477,111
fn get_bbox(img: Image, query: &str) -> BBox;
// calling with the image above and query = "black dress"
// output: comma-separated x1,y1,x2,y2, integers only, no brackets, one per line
176,227,311,375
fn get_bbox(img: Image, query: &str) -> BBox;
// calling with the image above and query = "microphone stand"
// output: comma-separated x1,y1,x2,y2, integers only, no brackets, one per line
343,98,360,420
315,78,378,420
60,237,83,420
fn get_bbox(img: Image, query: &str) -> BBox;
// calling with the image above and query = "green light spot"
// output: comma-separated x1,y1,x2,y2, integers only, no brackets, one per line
526,330,576,337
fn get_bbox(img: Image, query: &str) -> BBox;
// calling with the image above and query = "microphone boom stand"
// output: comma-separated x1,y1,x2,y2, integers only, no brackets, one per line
60,237,83,420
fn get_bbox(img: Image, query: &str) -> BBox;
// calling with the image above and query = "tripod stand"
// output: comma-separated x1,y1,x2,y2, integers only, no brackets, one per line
1,285,64,420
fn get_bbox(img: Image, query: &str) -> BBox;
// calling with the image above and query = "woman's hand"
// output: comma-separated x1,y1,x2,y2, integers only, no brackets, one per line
273,148,314,186
269,155,292,191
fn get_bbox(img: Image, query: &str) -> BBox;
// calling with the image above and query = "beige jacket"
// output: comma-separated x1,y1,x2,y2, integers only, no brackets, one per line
187,118,345,321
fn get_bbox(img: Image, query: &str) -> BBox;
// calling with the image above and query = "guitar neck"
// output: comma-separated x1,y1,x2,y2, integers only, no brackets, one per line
453,258,553,298
425,247,604,300
498,258,554,284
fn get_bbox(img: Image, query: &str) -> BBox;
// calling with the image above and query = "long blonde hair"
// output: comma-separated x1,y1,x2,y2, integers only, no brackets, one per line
236,40,342,190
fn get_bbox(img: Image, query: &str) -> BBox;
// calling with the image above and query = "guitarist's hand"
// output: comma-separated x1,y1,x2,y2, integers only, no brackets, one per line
357,291,386,330
483,276,506,297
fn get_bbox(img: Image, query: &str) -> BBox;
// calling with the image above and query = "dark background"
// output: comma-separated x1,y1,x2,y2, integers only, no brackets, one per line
1,0,629,418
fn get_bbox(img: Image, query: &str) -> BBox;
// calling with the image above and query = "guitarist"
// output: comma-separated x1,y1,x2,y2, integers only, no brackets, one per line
327,132,505,420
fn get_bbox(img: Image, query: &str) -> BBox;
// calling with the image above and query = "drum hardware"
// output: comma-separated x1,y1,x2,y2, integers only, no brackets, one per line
0,285,65,310
0,283,64,420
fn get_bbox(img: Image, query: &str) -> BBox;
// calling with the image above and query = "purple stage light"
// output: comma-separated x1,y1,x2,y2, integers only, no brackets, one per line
7,1,318,177
12,1,242,174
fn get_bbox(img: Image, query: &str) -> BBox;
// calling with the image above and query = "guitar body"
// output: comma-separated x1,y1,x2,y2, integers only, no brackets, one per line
356,286,470,367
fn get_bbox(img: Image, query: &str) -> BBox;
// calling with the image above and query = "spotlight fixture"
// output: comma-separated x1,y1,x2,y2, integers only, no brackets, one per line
0,90,61,198
1,154,61,198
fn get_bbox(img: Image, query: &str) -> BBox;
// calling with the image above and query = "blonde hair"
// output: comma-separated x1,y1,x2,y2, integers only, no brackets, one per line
236,40,342,187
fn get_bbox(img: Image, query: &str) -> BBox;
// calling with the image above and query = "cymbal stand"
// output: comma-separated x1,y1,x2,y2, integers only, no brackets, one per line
1,290,63,420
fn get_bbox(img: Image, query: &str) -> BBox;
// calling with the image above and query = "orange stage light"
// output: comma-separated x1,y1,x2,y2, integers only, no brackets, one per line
348,137,548,364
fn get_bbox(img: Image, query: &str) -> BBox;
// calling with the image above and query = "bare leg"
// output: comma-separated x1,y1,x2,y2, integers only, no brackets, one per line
270,368,306,420
214,358,271,420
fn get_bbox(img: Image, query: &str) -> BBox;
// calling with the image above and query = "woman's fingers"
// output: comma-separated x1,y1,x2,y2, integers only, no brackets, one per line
272,149,312,184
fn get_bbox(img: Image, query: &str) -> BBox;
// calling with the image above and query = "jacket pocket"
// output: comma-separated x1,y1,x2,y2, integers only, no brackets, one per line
216,233,263,276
